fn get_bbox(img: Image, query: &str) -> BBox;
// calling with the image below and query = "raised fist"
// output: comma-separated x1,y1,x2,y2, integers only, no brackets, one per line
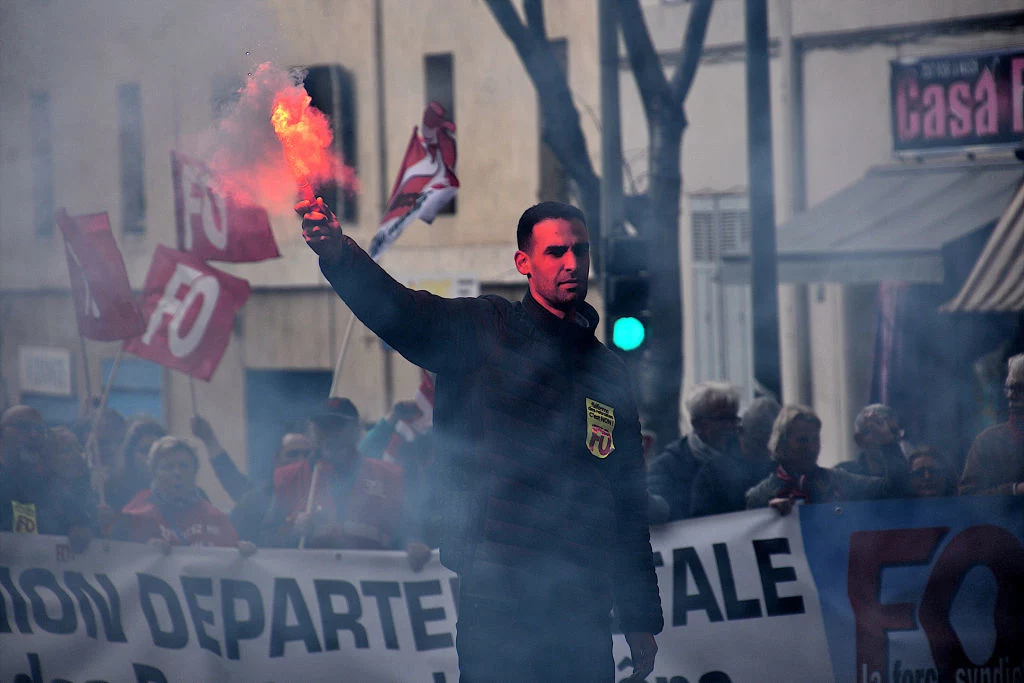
295,196,344,261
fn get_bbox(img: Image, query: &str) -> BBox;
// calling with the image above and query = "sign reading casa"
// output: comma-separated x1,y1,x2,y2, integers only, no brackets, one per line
890,47,1024,152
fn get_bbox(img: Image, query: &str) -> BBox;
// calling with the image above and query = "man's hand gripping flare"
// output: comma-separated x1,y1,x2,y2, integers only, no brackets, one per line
296,196,344,262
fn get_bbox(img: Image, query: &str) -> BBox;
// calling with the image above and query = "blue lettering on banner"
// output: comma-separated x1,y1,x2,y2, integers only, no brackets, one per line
671,537,806,627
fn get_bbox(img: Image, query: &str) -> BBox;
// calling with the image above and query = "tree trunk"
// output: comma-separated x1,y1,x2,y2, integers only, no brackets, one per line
643,116,685,445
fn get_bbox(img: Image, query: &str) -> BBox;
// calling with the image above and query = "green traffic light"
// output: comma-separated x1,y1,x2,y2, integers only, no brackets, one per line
612,316,646,351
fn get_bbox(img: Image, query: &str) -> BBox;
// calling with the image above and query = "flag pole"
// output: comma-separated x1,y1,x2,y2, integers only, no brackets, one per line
188,376,199,417
77,335,94,415
297,460,322,550
84,346,125,506
328,313,358,398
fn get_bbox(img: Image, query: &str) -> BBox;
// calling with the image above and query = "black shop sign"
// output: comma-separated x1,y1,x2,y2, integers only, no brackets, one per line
890,47,1024,153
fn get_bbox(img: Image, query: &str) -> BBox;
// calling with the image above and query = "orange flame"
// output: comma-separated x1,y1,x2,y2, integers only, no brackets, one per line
270,88,336,195
195,63,359,216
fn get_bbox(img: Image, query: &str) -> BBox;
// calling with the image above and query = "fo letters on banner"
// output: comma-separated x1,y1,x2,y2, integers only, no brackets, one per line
172,152,279,263
56,210,145,341
125,245,250,380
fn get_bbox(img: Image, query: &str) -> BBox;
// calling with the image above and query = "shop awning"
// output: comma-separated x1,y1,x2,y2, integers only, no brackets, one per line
942,178,1024,312
719,159,1024,285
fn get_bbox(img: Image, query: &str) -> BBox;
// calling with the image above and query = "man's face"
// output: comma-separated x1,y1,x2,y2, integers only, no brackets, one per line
515,218,590,317
909,454,948,498
311,421,360,466
694,409,740,453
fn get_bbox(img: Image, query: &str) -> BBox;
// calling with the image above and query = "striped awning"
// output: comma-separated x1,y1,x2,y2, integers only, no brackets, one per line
943,178,1024,312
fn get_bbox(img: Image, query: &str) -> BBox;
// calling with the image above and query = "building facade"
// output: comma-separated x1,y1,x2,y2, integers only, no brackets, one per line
2,0,1022,505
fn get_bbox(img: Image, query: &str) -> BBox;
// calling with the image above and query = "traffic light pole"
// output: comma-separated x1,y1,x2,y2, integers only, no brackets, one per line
599,0,624,343
745,0,782,400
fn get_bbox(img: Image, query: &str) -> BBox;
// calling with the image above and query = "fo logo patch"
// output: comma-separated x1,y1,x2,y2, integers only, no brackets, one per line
586,398,615,458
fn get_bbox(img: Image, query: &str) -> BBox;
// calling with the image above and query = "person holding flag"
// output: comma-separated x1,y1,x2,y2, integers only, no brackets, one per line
296,197,662,681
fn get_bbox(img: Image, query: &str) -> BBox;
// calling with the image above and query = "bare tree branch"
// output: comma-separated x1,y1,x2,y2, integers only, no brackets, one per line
618,0,673,121
670,0,713,108
485,0,531,47
523,0,546,38
483,0,601,212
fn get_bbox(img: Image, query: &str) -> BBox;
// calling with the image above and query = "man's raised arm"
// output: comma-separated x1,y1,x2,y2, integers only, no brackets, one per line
297,196,498,374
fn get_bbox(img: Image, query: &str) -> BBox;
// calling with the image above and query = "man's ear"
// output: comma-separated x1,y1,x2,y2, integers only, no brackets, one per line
514,250,531,278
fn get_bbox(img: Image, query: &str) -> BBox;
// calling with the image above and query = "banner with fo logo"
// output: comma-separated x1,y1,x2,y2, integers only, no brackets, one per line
124,245,250,380
56,210,145,341
172,152,280,263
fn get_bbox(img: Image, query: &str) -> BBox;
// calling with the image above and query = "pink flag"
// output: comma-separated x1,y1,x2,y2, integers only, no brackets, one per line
124,245,251,381
57,210,146,341
368,103,458,260
172,151,280,263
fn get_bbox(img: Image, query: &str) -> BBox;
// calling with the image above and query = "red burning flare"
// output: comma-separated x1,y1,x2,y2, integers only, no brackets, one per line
271,86,355,202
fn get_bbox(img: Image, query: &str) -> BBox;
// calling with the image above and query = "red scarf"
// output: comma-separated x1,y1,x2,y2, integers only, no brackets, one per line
774,465,812,503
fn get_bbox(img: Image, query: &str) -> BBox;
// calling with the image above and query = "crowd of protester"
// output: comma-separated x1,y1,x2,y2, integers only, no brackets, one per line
2,352,1022,560
647,352,1024,521
0,392,437,569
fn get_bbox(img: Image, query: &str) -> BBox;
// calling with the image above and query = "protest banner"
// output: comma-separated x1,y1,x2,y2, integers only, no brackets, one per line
4,499,1019,682
56,210,145,342
800,495,1024,683
0,508,833,682
614,508,835,683
172,152,280,264
124,246,251,381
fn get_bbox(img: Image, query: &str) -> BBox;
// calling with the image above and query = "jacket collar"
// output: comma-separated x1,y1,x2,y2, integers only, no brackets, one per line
522,290,599,344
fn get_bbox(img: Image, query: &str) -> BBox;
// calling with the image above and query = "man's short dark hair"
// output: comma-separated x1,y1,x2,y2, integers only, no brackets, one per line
516,202,587,251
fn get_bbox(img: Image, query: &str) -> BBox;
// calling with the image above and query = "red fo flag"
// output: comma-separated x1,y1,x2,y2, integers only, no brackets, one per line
368,103,458,260
172,151,280,263
124,245,251,381
56,210,145,341
383,370,435,462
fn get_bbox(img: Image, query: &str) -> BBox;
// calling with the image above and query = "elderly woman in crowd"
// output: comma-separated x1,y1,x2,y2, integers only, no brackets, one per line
746,405,888,515
907,447,957,498
112,436,247,552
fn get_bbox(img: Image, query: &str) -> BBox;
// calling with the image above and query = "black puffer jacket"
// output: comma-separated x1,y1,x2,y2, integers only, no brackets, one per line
319,238,663,635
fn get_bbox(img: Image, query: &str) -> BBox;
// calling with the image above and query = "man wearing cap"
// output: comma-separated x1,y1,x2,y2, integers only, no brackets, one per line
297,199,662,681
261,398,404,550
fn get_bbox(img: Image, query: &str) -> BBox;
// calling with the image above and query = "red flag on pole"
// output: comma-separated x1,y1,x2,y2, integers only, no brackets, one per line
368,102,458,260
172,151,280,263
383,370,435,462
57,210,145,341
124,245,250,381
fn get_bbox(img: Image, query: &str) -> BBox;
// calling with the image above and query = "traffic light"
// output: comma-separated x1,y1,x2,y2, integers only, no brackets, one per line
605,238,650,354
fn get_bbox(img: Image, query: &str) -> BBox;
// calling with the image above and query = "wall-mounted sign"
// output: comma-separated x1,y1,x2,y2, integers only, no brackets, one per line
891,48,1024,153
18,346,73,396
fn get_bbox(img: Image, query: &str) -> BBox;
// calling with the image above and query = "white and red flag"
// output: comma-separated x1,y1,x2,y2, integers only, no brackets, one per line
124,245,251,381
172,151,280,263
368,102,458,261
383,370,435,462
56,210,145,341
